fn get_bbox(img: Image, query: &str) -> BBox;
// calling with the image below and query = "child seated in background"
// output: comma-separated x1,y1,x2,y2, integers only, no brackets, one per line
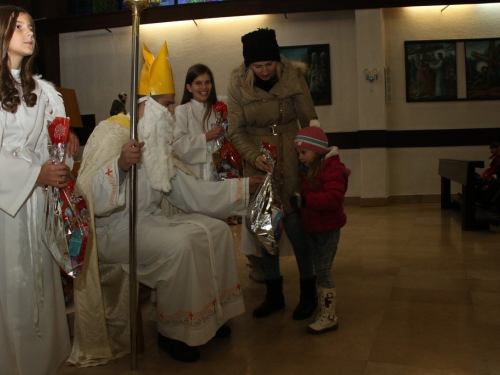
482,141,499,182
476,142,500,209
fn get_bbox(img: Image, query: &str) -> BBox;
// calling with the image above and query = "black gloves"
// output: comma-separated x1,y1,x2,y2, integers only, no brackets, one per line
289,192,306,210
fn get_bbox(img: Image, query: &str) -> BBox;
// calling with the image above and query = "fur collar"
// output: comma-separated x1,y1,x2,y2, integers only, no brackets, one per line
33,75,66,118
324,146,339,160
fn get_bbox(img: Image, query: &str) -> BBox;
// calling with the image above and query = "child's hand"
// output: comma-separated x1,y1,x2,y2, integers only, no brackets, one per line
205,125,224,142
289,192,306,210
67,132,80,157
37,160,70,188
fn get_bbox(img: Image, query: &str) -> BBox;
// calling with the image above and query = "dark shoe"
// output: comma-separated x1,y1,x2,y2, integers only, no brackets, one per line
157,334,200,362
215,325,232,338
292,277,318,320
252,276,285,318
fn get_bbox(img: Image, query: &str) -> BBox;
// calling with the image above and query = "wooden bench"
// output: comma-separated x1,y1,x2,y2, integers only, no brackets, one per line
438,158,486,230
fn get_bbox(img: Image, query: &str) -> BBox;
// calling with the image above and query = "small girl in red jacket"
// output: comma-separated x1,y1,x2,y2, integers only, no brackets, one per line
291,125,349,334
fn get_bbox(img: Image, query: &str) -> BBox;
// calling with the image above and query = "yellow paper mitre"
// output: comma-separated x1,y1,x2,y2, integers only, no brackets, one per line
139,44,154,96
139,42,175,96
150,42,175,95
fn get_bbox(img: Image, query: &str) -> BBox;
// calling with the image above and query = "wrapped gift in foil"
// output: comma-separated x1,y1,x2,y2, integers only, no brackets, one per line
245,143,284,255
211,101,228,176
211,100,243,180
42,117,91,277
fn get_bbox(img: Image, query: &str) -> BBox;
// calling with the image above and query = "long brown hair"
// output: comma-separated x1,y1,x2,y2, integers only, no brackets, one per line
0,5,37,113
181,64,217,130
305,152,325,187
243,61,284,92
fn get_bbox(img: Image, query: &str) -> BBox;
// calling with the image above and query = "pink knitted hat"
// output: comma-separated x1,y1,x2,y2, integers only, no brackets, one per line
293,125,329,155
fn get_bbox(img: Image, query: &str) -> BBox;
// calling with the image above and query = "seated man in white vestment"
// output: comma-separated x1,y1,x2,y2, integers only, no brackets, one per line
71,42,251,364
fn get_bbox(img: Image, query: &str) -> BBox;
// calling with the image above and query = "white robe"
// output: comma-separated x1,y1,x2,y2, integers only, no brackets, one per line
93,157,244,345
70,105,245,366
0,71,71,375
173,99,218,181
172,100,264,255
166,169,249,219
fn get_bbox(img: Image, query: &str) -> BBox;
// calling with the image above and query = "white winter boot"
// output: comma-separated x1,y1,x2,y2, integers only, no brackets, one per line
307,287,338,334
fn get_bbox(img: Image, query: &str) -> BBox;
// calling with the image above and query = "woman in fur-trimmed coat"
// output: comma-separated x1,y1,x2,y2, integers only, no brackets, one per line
227,28,320,321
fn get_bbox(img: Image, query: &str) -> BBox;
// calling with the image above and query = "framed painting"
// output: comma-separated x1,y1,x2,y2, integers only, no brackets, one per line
404,40,457,102
465,38,500,100
279,44,331,106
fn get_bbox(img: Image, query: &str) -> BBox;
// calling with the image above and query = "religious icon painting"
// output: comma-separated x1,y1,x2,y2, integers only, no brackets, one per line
177,0,233,3
404,40,458,102
465,38,500,100
279,44,332,106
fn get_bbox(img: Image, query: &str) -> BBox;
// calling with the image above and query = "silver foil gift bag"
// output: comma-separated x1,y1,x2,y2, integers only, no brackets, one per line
245,142,284,255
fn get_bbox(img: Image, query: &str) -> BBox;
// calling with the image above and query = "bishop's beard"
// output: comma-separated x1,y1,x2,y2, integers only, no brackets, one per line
138,97,176,193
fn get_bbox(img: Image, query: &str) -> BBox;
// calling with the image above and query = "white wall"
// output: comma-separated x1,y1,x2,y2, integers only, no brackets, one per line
60,11,358,130
59,5,500,202
60,26,132,122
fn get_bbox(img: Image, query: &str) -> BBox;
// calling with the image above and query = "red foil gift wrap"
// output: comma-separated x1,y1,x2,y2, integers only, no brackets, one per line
211,100,243,179
48,117,70,164
213,101,228,120
245,142,284,255
218,138,242,179
212,101,228,154
42,117,90,277
48,116,70,144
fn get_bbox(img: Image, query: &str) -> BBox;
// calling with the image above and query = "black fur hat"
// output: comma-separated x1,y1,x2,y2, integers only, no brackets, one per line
242,28,281,67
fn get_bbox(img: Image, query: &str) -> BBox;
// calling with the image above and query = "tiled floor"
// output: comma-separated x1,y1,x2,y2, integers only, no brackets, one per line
57,203,500,375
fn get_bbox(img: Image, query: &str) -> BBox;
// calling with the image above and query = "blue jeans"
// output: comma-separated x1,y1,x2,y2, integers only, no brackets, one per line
261,212,315,280
307,230,340,288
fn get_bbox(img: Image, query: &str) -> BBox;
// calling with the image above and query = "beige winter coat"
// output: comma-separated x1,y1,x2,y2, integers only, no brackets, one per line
227,57,318,214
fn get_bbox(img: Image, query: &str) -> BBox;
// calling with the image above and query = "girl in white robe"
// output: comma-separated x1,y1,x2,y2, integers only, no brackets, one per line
174,65,265,282
173,64,224,181
0,6,74,375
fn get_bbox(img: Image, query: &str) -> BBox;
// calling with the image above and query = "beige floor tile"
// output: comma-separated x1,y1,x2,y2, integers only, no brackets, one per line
378,301,480,340
241,349,367,375
390,288,473,305
369,332,488,373
467,269,500,292
477,323,500,374
333,257,401,275
471,291,500,324
393,276,470,291
396,253,465,265
334,311,385,336
397,266,467,280
363,361,487,375
55,204,500,375
346,244,411,259
400,244,466,257
356,235,411,247
58,356,129,374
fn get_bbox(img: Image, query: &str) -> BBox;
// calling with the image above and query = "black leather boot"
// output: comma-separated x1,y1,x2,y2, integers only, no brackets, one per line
252,276,285,318
292,277,318,320
158,334,200,362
